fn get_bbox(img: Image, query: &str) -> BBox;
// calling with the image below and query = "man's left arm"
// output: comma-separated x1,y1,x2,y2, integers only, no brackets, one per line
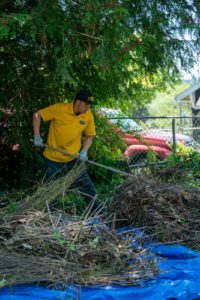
79,136,93,161
79,112,96,161
83,136,93,151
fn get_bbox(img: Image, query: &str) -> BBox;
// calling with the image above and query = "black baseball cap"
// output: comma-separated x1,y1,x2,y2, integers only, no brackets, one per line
75,90,96,105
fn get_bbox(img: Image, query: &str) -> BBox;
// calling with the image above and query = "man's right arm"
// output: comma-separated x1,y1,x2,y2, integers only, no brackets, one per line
33,111,43,146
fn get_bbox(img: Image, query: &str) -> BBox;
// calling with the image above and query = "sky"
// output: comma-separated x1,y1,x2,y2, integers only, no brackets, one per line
181,63,200,81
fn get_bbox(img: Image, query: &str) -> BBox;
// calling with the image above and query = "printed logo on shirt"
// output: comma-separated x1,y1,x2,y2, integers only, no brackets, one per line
80,120,86,125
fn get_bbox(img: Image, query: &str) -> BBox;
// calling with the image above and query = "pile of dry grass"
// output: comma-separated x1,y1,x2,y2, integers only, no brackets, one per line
0,208,159,288
12,162,86,214
111,174,200,249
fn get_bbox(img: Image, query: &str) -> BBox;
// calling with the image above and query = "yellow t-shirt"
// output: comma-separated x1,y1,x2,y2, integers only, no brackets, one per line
40,102,96,162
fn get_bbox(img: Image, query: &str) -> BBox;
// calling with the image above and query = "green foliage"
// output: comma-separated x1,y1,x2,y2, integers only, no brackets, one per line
6,201,17,213
52,232,66,246
0,107,45,188
0,278,7,288
69,241,76,252
146,150,157,163
91,112,125,160
160,146,200,188
1,0,199,108
147,82,192,117
89,112,127,182
90,236,99,250
55,193,88,215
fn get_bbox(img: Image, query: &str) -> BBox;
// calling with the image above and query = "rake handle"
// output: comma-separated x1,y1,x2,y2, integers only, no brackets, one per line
42,143,133,178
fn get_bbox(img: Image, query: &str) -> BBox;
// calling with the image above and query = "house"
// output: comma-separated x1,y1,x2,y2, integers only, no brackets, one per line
175,80,200,107
175,80,200,141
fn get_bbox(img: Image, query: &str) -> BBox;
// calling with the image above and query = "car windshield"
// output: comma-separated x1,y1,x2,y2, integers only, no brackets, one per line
111,118,143,132
99,108,143,132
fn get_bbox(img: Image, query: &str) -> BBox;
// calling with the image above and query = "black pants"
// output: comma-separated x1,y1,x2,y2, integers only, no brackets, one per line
44,158,97,201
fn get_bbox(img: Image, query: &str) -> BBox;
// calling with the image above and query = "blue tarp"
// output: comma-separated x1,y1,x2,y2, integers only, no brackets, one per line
1,244,200,300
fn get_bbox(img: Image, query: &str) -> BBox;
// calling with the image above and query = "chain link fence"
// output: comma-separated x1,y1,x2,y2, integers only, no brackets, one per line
108,116,200,168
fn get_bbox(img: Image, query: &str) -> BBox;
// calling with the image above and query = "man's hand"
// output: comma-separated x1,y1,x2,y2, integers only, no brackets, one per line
79,150,88,162
34,134,43,147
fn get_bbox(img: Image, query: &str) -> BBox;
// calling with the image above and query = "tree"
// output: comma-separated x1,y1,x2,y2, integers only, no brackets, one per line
147,82,191,117
1,1,200,107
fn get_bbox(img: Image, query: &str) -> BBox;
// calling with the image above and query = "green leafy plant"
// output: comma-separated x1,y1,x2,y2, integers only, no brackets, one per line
89,112,127,182
69,241,76,252
90,236,99,250
159,146,200,188
52,231,66,246
6,201,17,214
0,278,7,288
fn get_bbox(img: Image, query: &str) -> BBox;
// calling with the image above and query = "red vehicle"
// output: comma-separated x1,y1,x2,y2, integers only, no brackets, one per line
100,109,198,164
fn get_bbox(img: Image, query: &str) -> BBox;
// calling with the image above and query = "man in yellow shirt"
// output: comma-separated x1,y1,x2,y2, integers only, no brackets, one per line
33,90,97,203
